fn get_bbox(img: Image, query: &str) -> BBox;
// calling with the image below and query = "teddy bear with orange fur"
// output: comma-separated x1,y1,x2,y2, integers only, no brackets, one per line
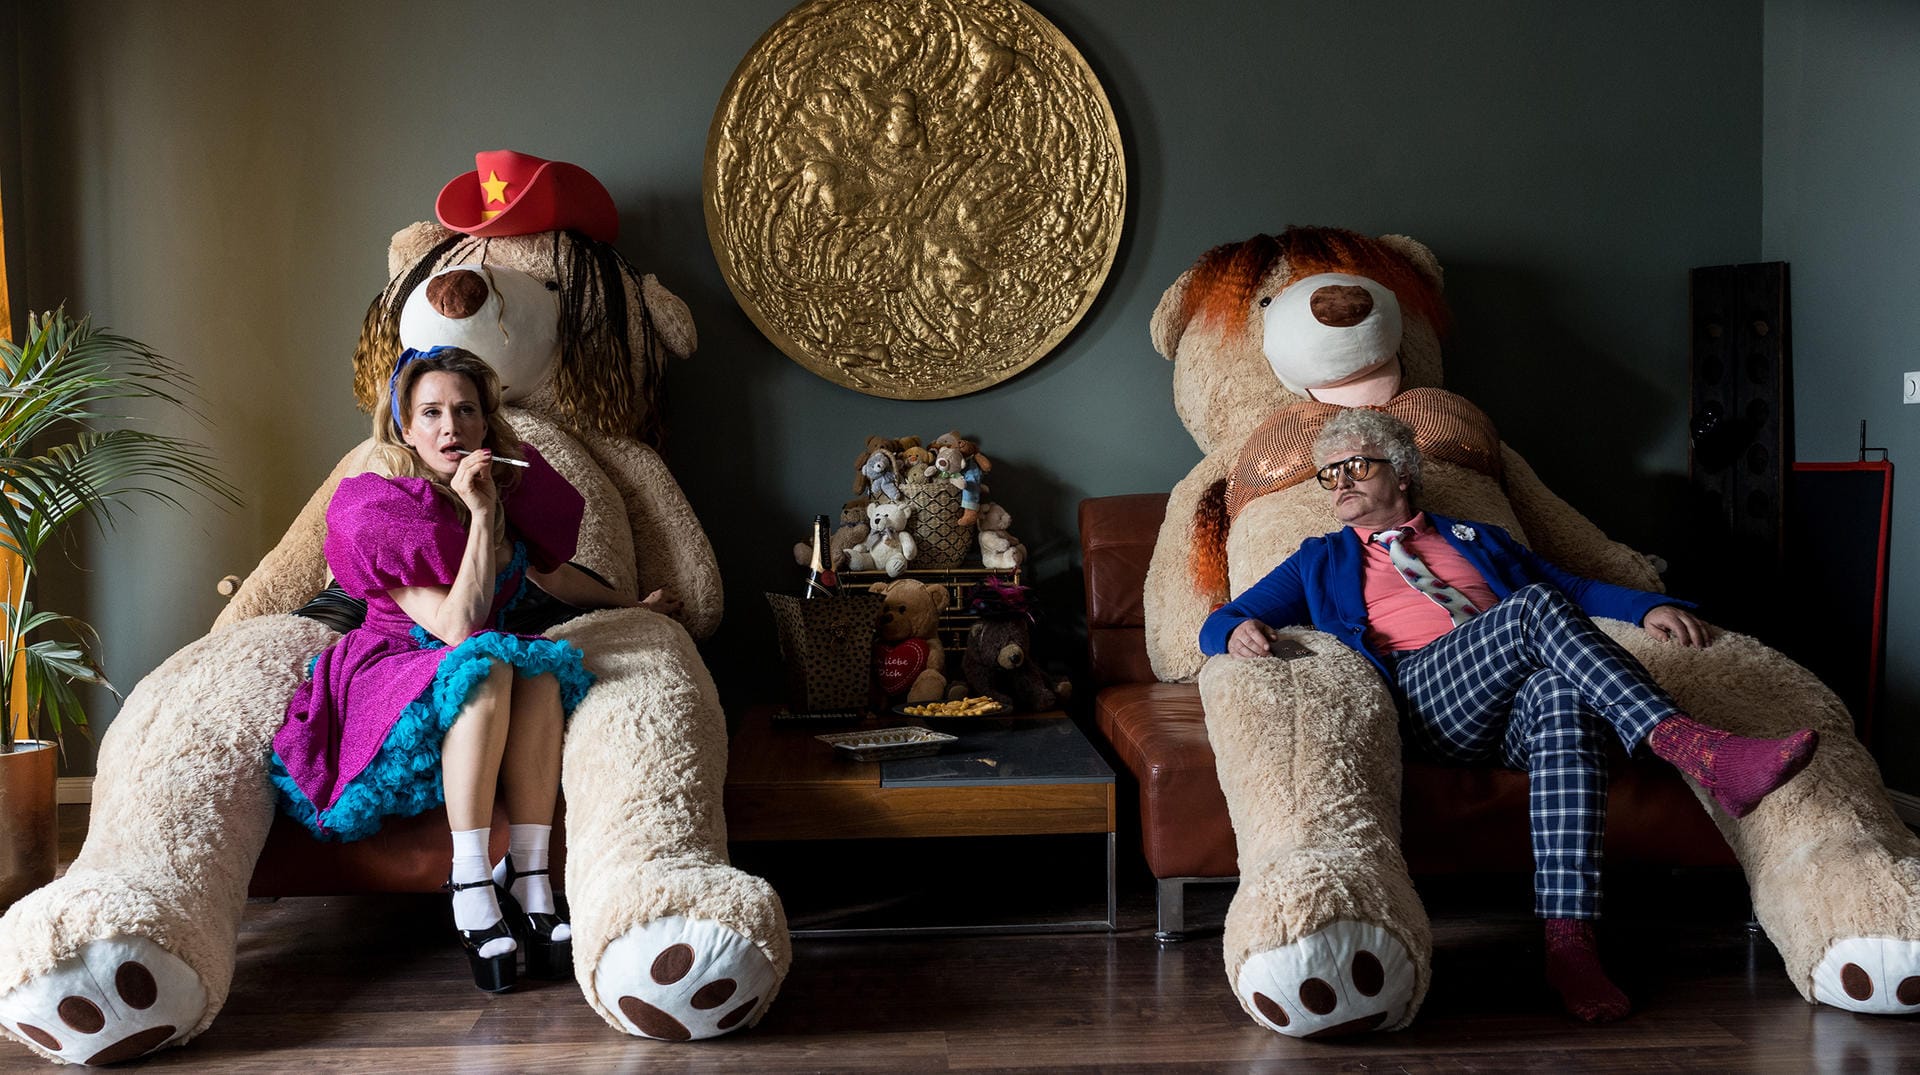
0,151,790,1064
1144,225,1920,1036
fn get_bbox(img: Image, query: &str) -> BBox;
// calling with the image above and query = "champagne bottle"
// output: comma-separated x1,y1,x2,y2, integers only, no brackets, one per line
804,514,839,598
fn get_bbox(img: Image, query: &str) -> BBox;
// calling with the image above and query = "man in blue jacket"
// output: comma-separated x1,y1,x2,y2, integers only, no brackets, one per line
1199,408,1816,1023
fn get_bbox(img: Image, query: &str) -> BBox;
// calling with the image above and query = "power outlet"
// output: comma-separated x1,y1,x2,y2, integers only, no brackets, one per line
1907,372,1920,405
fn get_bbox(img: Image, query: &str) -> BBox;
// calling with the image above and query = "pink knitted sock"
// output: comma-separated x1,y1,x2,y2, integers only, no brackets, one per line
1648,714,1817,819
1544,918,1629,1023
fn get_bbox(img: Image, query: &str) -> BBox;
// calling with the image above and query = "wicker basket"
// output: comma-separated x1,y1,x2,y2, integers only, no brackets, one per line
897,480,974,569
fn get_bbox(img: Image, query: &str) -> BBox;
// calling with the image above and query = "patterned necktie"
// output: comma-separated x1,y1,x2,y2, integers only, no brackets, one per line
1371,527,1479,626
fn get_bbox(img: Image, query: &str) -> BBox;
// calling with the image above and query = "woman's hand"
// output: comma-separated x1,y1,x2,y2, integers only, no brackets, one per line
641,586,685,621
450,448,499,517
1643,604,1712,648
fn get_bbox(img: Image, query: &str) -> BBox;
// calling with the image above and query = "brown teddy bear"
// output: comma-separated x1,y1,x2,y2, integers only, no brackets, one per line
791,496,871,572
868,579,952,704
0,152,790,1063
974,502,1026,570
924,431,991,526
1144,225,1920,1036
963,616,1066,713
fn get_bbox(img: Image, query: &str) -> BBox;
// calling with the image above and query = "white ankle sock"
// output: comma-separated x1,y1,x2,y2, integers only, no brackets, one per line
451,827,513,958
494,823,569,942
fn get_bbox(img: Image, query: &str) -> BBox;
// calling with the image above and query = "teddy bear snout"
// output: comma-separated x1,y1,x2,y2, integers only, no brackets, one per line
425,269,491,320
996,643,1025,670
1310,284,1374,328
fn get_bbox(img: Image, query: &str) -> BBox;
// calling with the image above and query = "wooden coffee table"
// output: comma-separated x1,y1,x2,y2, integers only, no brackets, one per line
724,708,1116,936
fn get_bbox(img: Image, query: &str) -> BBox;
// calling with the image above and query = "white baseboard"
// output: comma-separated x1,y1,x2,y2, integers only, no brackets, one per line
1890,790,1920,828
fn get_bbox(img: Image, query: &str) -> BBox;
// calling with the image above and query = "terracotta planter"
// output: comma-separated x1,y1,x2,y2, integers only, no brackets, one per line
0,740,57,911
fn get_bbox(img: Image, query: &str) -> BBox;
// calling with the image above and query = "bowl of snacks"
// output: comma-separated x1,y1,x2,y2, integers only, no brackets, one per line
893,696,1007,719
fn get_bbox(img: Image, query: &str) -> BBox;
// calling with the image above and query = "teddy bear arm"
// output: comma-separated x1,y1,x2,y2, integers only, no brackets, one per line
1144,456,1233,682
579,436,724,641
214,440,377,630
961,650,1013,708
1501,445,1665,592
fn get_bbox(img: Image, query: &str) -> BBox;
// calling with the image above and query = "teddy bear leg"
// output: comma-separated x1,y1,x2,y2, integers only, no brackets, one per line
1198,642,1431,1037
1606,626,1920,1015
0,616,336,1065
904,669,948,705
549,610,790,1041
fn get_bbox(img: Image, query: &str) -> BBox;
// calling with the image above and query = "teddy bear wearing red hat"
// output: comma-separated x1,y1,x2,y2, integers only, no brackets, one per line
0,151,789,1063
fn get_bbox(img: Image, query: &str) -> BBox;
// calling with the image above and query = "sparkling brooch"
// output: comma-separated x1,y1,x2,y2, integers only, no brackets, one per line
1451,524,1477,541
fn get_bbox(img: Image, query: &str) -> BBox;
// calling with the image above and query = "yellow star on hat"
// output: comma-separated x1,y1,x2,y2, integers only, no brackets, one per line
479,170,511,220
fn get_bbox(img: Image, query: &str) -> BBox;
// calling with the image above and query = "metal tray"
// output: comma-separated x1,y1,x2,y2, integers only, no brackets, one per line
815,726,959,761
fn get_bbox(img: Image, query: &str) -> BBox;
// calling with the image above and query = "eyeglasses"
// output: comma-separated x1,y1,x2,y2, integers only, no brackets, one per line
1314,456,1391,489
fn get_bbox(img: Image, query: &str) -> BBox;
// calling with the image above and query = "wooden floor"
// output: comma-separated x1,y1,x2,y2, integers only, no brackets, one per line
5,807,1916,1073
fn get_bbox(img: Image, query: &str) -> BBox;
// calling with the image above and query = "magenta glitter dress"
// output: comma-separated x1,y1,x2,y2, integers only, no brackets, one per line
269,445,595,841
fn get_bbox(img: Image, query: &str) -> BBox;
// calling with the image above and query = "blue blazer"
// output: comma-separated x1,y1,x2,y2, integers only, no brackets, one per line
1197,512,1684,683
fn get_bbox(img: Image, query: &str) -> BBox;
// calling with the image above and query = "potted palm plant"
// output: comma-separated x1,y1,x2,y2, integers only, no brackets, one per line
0,309,238,907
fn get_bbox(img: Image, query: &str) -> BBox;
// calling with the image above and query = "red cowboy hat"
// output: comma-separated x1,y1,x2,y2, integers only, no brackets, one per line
434,149,619,242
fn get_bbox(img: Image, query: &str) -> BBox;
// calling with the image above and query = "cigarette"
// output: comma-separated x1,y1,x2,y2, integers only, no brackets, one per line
453,449,531,468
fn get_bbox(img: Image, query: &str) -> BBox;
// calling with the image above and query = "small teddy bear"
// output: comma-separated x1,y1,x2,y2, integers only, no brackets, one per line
975,502,1026,569
792,496,871,572
846,499,915,576
924,431,991,525
897,436,936,475
853,435,904,502
963,616,1069,712
868,579,952,704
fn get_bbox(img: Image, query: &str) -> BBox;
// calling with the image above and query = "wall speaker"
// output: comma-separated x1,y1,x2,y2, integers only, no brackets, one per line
1688,261,1792,636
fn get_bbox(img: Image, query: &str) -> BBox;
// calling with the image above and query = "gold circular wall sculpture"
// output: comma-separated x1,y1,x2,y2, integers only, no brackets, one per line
705,0,1127,399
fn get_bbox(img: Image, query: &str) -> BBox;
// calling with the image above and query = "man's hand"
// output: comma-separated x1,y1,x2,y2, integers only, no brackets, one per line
1227,619,1275,658
1643,604,1711,648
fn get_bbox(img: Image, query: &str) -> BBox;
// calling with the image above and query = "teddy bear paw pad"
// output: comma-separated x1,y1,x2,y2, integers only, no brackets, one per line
0,935,205,1065
1813,937,1920,1014
1236,921,1414,1037
595,915,776,1040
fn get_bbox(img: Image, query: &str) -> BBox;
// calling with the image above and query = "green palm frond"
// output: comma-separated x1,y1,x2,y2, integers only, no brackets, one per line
1,308,239,753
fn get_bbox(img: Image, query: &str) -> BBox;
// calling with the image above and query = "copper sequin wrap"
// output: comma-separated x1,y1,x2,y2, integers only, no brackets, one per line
1224,387,1503,519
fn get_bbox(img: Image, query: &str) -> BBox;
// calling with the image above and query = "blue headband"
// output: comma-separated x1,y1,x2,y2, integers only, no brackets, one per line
389,346,457,433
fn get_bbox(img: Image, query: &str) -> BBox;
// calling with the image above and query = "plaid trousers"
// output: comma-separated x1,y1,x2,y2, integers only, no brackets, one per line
1392,583,1682,919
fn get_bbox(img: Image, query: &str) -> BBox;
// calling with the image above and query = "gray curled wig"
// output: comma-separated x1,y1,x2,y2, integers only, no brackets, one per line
1314,408,1423,505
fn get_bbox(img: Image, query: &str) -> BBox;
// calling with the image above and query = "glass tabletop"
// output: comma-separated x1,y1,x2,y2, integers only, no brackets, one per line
880,719,1114,787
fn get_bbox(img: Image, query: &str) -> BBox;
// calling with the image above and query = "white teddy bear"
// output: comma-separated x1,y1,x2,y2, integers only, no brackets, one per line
846,500,915,577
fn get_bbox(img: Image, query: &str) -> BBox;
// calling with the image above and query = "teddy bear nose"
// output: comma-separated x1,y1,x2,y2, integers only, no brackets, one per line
426,269,491,320
1310,284,1374,328
997,644,1025,670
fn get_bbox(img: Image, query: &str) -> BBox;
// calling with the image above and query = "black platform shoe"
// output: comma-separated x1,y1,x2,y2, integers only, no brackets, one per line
445,877,518,993
495,855,573,981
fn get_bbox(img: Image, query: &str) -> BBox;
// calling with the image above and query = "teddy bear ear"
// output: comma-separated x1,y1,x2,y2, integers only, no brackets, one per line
639,274,698,359
869,582,889,595
1376,234,1444,293
1149,267,1197,361
928,584,949,610
388,221,458,279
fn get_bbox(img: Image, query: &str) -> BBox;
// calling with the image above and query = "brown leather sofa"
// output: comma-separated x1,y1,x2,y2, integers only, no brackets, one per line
1079,492,1735,939
250,807,564,897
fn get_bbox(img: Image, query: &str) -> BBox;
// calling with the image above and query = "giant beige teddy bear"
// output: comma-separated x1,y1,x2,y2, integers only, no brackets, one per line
1144,225,1920,1036
0,156,790,1064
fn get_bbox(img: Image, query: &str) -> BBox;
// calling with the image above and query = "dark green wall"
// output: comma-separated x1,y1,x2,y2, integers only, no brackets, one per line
17,3,1777,767
1764,0,1920,789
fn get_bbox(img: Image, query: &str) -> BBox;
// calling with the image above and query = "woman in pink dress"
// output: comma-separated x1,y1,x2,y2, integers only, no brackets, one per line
270,346,651,993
